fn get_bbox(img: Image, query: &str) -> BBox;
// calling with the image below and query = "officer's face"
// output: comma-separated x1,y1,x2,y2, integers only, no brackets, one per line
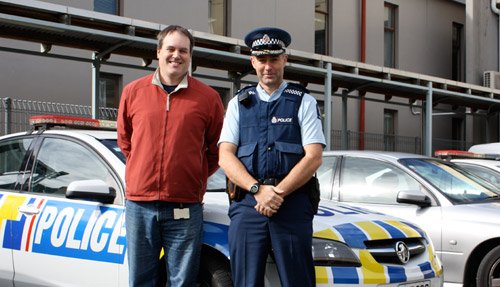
156,31,192,85
251,54,288,92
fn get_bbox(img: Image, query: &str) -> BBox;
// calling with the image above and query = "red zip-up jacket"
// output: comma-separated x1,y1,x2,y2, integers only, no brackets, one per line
117,71,224,203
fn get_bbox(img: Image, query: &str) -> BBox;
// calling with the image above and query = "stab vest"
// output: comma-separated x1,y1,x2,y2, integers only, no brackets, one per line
237,83,308,179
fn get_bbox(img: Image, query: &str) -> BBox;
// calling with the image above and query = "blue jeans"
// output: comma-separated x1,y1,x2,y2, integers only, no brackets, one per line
126,200,203,287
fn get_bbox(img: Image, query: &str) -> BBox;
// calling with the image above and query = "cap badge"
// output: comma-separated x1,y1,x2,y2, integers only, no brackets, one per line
262,34,271,44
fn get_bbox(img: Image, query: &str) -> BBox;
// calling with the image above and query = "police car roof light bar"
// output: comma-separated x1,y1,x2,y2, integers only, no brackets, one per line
29,115,117,131
435,150,500,161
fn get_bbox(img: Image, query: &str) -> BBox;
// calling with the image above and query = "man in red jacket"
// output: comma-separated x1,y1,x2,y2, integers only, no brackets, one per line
117,25,224,287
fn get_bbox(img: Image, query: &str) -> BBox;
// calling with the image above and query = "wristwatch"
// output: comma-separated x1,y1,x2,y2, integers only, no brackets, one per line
249,182,261,194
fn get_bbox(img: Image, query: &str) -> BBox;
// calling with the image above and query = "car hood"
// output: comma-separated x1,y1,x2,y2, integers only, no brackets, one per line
313,200,427,249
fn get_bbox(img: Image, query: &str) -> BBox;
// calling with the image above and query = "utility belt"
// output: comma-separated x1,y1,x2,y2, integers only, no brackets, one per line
227,176,320,214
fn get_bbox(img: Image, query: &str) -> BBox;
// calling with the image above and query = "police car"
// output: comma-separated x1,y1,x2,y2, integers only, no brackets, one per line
0,116,443,286
435,150,500,188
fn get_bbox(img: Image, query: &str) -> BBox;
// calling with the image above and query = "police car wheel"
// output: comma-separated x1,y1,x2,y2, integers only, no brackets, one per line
198,247,233,287
476,245,500,287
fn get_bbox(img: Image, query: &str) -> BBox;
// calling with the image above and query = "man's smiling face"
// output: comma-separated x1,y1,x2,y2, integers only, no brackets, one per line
157,30,192,85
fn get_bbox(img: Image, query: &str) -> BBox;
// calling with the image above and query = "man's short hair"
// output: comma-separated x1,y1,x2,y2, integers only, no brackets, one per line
157,25,195,54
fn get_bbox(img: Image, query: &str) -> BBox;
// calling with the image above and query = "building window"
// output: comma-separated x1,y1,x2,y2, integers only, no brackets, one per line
384,109,396,151
94,0,119,15
99,73,121,109
384,3,396,68
209,0,227,36
315,0,329,55
452,23,463,81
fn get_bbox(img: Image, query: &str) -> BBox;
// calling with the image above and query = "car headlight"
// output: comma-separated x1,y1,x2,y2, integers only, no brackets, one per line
312,238,361,267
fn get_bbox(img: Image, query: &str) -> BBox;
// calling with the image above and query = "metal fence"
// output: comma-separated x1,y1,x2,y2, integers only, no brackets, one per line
0,97,118,135
0,97,474,154
331,130,473,154
331,130,422,154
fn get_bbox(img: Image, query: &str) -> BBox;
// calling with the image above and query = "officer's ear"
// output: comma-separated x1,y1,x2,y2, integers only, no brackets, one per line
282,54,288,65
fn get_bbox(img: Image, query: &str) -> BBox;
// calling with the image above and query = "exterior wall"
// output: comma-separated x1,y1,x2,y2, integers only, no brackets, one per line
0,0,497,147
229,0,314,52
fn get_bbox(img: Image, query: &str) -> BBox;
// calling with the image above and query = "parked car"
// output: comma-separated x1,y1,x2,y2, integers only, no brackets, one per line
435,150,500,188
0,116,443,287
317,150,500,287
469,142,500,154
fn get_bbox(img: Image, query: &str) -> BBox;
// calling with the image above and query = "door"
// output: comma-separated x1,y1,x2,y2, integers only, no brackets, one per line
0,137,34,287
11,136,127,287
334,156,443,256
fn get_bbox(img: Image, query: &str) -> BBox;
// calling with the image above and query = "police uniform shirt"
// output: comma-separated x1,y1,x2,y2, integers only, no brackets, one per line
218,81,326,148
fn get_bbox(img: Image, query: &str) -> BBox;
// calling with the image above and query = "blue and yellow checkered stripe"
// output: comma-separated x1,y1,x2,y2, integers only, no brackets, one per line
314,220,442,285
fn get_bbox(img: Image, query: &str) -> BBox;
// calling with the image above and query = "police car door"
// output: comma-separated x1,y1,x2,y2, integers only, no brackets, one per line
0,136,35,287
12,134,127,287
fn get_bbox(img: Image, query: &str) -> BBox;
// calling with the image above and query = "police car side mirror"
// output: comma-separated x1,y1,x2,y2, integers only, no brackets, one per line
397,190,431,207
66,179,116,204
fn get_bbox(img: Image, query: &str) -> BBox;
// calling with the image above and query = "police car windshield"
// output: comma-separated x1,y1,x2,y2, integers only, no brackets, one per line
101,140,127,163
400,158,500,204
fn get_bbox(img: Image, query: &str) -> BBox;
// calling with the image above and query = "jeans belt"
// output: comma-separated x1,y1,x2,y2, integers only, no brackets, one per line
258,178,282,186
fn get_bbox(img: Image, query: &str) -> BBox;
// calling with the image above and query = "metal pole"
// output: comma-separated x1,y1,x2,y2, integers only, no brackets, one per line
342,90,348,150
324,63,332,150
92,52,100,120
425,82,433,156
4,97,11,135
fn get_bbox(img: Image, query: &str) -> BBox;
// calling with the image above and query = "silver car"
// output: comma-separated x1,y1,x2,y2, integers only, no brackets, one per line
318,150,500,287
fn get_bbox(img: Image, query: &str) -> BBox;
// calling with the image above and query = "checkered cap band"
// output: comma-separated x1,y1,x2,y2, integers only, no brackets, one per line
251,49,285,56
251,34,285,50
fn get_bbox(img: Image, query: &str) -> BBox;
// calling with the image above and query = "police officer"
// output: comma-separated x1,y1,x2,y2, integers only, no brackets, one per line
218,27,326,287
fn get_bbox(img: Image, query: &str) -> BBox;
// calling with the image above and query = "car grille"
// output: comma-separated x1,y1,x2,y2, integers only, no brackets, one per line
364,238,426,264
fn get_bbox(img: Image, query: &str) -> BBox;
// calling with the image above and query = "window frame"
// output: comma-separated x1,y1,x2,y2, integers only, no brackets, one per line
99,72,122,109
452,22,463,81
208,0,228,36
27,134,124,205
315,0,330,55
384,3,397,68
384,109,397,152
93,0,121,16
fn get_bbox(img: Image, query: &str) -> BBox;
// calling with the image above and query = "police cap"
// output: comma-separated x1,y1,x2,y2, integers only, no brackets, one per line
244,27,291,56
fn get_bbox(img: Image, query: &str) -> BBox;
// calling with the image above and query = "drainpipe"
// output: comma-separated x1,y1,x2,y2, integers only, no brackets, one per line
492,0,500,140
360,0,366,150
492,0,500,71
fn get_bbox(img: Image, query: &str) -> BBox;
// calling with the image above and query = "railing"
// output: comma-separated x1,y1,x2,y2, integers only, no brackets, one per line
0,97,118,134
0,97,474,155
331,130,422,154
331,130,473,154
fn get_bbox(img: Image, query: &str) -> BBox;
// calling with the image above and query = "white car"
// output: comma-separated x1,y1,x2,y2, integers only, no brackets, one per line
435,150,500,188
318,150,500,287
0,116,443,286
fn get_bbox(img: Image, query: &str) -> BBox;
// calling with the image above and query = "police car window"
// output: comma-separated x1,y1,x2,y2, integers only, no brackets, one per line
30,138,120,198
317,156,337,199
340,157,421,204
456,164,500,188
0,137,33,189
101,139,126,163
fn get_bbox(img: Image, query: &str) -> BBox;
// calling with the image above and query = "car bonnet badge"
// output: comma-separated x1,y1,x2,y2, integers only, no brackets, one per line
395,241,410,264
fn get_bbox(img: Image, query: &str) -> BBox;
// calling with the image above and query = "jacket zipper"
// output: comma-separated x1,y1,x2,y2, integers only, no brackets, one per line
158,91,170,200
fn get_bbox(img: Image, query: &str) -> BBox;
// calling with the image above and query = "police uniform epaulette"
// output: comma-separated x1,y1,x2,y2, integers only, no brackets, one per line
284,82,309,97
236,84,257,96
237,84,257,106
